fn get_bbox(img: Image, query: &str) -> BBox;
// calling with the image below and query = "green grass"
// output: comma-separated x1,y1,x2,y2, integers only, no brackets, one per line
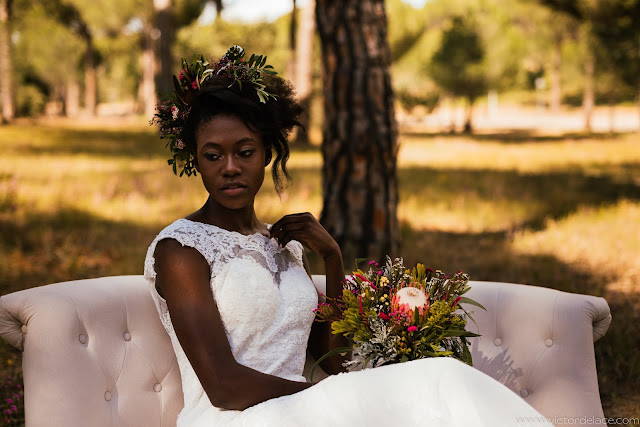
1,119,639,418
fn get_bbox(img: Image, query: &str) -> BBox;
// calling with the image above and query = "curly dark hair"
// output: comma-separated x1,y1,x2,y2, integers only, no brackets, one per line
181,73,304,194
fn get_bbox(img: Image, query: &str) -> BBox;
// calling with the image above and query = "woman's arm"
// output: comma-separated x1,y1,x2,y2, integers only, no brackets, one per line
270,213,349,374
154,238,311,411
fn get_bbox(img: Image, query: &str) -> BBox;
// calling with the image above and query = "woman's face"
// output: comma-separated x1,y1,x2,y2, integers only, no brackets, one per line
195,113,266,211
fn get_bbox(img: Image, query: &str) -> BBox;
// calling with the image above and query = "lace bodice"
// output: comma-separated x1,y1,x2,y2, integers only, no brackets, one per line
144,219,318,424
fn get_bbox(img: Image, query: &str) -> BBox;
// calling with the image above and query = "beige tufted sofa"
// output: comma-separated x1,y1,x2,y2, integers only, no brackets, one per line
0,275,611,427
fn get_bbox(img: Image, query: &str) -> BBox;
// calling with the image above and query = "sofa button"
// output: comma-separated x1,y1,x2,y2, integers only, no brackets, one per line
123,332,131,341
520,389,529,398
21,325,27,334
545,339,553,347
104,391,112,401
153,383,162,392
493,338,502,346
79,334,87,344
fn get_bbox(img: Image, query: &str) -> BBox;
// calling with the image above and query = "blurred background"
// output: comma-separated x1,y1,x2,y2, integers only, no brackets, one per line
0,0,639,422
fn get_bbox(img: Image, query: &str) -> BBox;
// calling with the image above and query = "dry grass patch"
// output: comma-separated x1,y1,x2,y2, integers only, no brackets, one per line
1,120,639,417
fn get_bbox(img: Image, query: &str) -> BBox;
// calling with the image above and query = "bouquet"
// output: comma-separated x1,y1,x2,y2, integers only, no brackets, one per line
312,257,485,381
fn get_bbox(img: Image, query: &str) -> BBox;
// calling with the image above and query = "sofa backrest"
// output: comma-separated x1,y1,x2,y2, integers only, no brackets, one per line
0,275,611,426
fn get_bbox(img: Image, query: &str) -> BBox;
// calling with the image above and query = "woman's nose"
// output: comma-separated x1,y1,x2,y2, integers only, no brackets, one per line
222,155,241,176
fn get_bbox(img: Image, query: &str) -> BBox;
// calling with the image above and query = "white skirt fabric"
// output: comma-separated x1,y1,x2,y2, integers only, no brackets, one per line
185,358,552,427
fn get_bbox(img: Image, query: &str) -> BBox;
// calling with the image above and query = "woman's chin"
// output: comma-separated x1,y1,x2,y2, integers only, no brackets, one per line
214,195,254,211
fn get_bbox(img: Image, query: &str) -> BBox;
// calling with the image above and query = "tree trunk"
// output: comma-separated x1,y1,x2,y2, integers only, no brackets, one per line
608,92,615,134
294,0,315,145
316,0,399,264
154,0,175,93
139,24,157,118
84,38,96,116
549,34,562,113
65,79,80,118
583,49,594,132
286,1,297,89
463,97,473,133
0,0,13,123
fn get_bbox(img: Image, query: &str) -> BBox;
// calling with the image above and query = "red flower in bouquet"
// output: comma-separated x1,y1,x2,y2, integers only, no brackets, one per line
311,257,486,382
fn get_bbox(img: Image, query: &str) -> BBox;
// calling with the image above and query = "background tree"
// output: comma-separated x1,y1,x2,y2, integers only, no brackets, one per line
315,0,399,264
153,0,218,92
292,0,315,145
44,0,97,117
13,4,85,116
537,0,640,131
589,0,640,131
428,15,488,133
0,0,13,123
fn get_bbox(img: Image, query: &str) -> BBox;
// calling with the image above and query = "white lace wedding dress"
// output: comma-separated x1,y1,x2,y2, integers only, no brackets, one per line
144,219,551,427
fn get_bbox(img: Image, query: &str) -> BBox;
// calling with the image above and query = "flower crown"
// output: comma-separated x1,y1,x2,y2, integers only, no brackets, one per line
150,45,278,177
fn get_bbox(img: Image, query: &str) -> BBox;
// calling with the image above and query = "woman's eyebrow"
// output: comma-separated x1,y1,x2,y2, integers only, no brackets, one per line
200,137,257,150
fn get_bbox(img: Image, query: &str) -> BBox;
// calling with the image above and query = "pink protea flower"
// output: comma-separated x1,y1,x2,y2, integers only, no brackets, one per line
392,286,429,317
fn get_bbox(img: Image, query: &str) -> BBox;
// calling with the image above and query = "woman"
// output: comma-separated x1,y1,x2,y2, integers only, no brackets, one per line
146,46,551,426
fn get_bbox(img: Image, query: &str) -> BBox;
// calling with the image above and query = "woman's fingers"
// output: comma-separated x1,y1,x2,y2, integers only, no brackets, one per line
271,213,312,238
274,225,307,247
271,213,312,232
270,212,338,258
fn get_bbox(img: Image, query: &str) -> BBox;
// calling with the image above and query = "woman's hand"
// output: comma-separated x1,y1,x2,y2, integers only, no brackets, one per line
270,212,340,260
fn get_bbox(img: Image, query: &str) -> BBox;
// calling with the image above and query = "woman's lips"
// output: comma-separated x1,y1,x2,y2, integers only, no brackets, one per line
221,184,247,196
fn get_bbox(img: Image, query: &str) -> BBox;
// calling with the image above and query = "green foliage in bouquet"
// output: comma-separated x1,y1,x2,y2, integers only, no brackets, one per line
312,257,485,381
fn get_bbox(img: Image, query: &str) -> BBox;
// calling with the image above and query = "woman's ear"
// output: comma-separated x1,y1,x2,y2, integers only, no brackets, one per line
264,149,272,166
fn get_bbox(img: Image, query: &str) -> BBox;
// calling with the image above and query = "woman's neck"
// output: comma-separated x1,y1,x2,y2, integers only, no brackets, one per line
188,197,266,236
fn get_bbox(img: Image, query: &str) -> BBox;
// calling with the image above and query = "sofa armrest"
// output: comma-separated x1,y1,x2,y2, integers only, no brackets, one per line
0,276,182,427
466,281,610,425
0,295,29,351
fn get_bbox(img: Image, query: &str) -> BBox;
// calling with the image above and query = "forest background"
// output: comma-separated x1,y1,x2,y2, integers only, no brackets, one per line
0,0,639,423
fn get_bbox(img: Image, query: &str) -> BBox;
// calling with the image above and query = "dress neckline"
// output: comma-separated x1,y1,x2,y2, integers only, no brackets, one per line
180,218,271,238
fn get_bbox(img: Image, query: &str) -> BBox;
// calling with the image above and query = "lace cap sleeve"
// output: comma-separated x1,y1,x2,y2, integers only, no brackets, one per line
144,220,222,280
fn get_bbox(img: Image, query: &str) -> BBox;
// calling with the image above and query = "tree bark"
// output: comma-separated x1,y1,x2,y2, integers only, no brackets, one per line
316,0,399,264
154,0,175,93
294,0,315,145
0,0,14,123
583,49,594,132
139,24,157,118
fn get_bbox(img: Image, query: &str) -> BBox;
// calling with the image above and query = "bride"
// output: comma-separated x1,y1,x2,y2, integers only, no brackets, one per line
145,46,551,426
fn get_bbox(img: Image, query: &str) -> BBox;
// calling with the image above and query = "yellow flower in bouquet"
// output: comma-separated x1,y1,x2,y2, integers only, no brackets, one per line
312,257,485,380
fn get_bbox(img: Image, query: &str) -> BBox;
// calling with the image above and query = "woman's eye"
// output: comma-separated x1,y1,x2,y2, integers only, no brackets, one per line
203,153,220,161
239,149,254,158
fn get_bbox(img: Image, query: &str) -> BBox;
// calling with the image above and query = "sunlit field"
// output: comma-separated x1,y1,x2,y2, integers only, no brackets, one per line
1,119,639,417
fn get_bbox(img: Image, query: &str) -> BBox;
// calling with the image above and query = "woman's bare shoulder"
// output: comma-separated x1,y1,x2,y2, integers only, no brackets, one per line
154,238,211,298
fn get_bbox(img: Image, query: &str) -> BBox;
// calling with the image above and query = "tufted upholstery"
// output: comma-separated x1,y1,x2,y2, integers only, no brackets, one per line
0,276,183,427
0,275,610,426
